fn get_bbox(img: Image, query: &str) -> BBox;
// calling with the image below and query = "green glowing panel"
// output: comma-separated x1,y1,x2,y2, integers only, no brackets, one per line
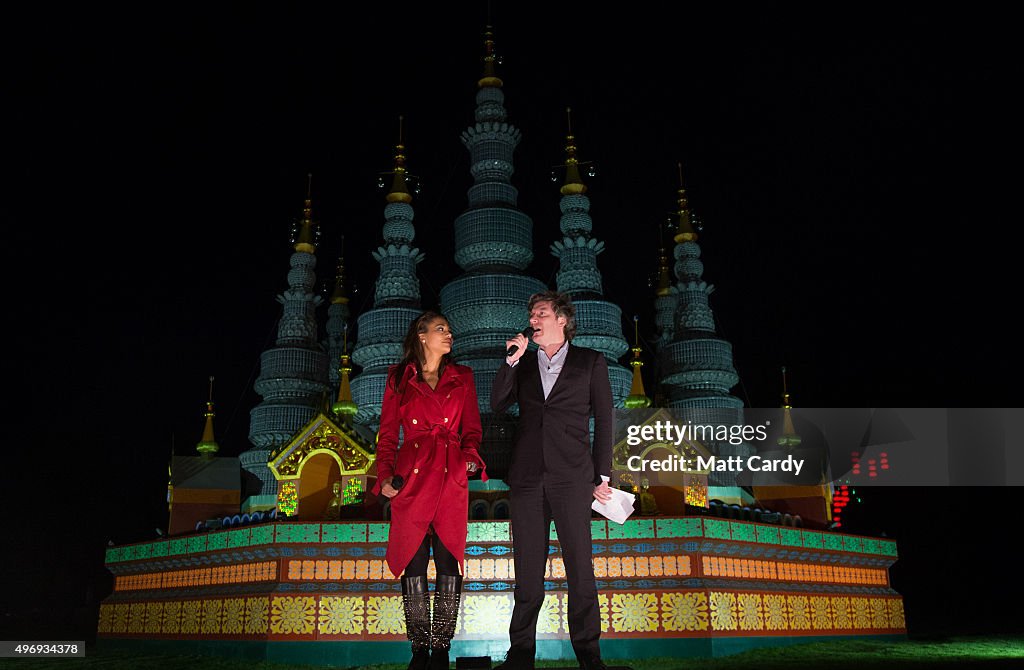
187,536,207,554
824,533,845,551
861,538,879,555
755,525,781,545
780,528,803,547
730,523,756,543
468,522,510,543
227,529,250,548
656,518,703,538
843,535,864,554
250,526,273,546
151,541,168,558
704,519,731,540
367,523,389,543
607,519,654,539
105,547,121,563
168,538,188,556
206,532,228,551
802,531,825,549
275,524,320,543
591,520,608,540
322,523,367,544
550,525,558,541
881,540,898,557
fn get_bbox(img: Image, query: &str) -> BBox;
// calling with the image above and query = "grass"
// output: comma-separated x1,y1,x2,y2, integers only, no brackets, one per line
1,635,1022,669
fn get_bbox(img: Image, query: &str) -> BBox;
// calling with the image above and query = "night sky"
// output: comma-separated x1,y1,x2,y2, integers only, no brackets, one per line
6,4,1017,643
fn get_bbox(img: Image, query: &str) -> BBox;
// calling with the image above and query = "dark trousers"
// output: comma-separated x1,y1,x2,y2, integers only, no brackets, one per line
508,481,600,657
406,527,460,577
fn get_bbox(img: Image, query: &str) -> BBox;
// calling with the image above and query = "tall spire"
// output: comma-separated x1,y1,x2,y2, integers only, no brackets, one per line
350,120,425,429
196,376,219,457
325,242,353,391
549,108,630,405
442,21,547,479
656,162,747,492
625,316,651,409
332,333,358,423
777,366,802,448
242,177,329,511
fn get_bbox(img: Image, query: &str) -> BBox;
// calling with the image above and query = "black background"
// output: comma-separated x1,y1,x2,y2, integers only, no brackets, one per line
4,3,1016,643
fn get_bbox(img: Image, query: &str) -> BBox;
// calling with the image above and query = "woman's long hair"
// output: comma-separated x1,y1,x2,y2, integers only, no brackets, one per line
387,310,455,391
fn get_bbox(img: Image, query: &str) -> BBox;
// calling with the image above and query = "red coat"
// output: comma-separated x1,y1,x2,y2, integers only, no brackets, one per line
371,362,487,576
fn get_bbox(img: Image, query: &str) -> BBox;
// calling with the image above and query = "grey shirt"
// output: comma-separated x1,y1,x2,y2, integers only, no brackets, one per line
537,341,569,400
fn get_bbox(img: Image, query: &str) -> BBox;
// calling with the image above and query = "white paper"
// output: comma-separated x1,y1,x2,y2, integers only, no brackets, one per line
592,487,636,525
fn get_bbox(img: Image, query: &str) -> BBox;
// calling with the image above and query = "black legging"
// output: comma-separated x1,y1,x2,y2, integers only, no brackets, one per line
405,527,459,576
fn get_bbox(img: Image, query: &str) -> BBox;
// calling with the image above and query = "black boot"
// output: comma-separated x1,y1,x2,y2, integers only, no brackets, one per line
429,574,462,670
402,575,431,670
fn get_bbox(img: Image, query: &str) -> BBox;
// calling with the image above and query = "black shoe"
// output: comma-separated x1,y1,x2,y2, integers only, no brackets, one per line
493,646,535,670
578,655,607,670
402,576,431,670
407,648,430,670
427,647,449,669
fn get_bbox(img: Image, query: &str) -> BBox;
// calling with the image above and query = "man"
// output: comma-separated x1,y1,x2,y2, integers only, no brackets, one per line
491,290,613,670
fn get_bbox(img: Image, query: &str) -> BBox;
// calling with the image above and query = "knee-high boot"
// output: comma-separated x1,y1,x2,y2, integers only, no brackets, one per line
429,574,462,669
401,575,431,670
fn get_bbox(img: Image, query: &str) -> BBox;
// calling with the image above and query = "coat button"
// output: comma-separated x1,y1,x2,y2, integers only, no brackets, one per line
412,419,418,425
444,417,449,423
447,393,451,399
444,467,448,473
415,442,419,448
413,468,419,474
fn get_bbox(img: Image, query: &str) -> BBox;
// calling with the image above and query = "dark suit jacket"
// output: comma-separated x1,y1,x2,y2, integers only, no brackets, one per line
491,344,614,488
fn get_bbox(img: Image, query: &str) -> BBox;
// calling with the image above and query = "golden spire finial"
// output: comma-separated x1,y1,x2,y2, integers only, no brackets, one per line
386,116,413,204
332,334,358,423
624,316,652,408
673,162,697,244
478,24,504,88
331,237,349,305
293,173,317,253
778,366,802,448
560,107,588,196
196,375,219,457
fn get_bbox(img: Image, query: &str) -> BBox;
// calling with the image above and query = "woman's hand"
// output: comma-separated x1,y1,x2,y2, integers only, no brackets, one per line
381,477,399,498
466,461,478,474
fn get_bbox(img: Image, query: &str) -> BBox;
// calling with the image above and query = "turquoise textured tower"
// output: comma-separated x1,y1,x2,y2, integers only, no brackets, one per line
438,28,547,476
350,136,424,431
548,119,631,406
657,174,754,492
241,191,329,511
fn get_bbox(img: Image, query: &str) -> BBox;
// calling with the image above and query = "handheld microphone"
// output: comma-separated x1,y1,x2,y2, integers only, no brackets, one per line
390,475,404,491
506,327,536,357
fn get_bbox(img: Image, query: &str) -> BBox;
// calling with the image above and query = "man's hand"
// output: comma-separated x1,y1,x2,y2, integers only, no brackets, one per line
380,477,399,498
593,480,612,504
466,461,478,474
505,333,528,364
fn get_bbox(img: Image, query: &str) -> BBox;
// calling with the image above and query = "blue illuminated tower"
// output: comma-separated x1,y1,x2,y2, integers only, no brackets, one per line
350,128,425,431
241,186,329,511
438,27,547,476
657,168,753,499
548,113,631,406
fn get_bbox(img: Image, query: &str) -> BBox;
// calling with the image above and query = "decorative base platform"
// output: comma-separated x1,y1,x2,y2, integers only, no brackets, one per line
98,517,905,664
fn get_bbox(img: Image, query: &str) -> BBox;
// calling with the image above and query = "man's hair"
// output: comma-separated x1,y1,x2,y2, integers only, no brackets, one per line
528,290,577,341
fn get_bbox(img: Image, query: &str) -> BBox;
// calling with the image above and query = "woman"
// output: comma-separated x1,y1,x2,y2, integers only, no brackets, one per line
371,310,487,670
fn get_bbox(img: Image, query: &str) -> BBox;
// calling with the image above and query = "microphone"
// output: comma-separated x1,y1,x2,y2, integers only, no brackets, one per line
506,327,536,357
390,475,405,491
